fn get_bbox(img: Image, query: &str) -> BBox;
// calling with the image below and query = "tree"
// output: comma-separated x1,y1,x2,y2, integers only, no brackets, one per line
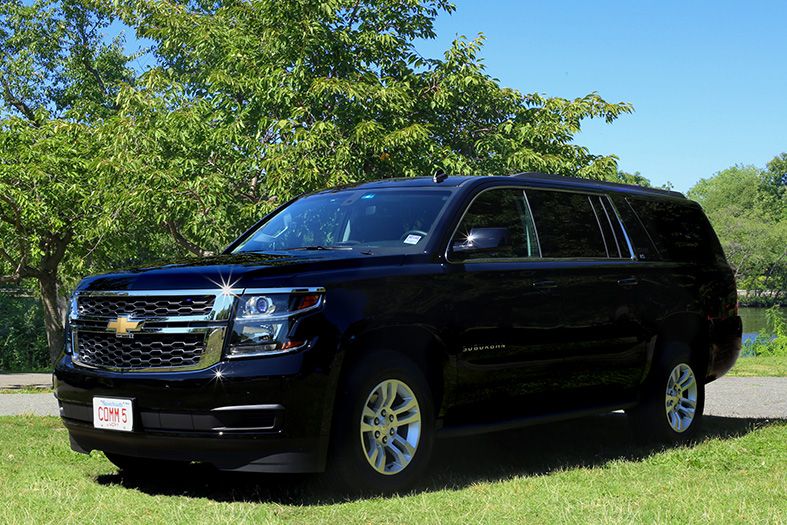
614,170,652,187
111,0,633,255
688,159,787,304
0,0,136,361
1,0,635,364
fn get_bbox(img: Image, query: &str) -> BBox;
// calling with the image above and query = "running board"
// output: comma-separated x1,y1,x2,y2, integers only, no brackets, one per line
437,401,638,439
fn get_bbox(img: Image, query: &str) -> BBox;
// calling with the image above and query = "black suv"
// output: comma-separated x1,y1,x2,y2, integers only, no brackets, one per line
55,173,742,492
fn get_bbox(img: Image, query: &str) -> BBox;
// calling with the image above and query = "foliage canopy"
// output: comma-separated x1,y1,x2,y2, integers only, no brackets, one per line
1,0,634,362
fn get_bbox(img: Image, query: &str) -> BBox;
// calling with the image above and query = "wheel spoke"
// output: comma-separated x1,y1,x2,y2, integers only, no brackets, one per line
678,406,695,419
362,405,377,420
669,410,680,432
360,421,375,433
397,411,421,426
387,440,409,468
384,381,398,409
393,434,416,457
678,371,695,389
374,443,386,471
392,396,417,416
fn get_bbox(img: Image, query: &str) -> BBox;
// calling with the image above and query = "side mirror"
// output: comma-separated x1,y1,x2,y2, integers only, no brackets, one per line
451,227,510,256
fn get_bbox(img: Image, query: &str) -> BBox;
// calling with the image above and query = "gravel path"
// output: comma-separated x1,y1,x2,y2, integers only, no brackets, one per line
0,376,784,419
0,393,59,416
0,373,51,390
705,376,787,419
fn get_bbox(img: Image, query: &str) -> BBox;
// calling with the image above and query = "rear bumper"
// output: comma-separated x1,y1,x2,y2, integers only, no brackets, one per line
706,315,742,382
54,349,336,473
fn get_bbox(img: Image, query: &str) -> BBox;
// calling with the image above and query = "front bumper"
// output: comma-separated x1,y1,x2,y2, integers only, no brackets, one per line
54,349,336,473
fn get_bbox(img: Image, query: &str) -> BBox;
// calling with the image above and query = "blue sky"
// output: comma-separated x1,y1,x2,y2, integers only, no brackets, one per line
414,0,787,191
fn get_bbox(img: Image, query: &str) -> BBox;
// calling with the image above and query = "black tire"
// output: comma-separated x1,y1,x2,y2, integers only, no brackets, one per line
328,350,435,495
104,452,190,477
627,341,705,443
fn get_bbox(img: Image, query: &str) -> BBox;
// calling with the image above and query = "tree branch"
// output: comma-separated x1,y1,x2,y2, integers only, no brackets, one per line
0,77,40,126
165,220,213,257
0,246,38,279
39,231,73,272
73,19,118,109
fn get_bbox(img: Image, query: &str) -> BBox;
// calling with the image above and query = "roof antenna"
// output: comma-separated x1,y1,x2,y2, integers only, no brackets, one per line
433,170,447,184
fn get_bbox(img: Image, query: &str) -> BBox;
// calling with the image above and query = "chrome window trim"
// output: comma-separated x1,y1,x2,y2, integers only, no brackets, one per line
445,184,638,264
587,196,610,258
598,197,623,258
521,189,542,258
603,195,636,260
444,186,543,264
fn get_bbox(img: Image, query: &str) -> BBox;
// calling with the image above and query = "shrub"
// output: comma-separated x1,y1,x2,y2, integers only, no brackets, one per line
0,295,50,372
742,306,787,357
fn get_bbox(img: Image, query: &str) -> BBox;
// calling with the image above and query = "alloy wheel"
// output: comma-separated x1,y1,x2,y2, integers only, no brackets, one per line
359,379,421,475
664,363,698,433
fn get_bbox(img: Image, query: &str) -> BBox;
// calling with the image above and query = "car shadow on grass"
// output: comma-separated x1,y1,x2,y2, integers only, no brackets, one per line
93,413,784,504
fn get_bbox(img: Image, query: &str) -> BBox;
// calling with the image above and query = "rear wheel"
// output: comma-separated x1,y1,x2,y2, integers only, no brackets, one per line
627,342,705,443
329,351,435,494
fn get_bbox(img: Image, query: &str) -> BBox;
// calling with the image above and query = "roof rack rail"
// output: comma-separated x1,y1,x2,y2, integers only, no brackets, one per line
509,172,685,199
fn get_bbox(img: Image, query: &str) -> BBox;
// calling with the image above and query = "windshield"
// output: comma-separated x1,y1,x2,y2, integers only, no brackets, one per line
232,189,453,254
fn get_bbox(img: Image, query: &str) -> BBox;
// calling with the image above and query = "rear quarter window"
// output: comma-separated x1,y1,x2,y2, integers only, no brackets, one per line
622,196,727,265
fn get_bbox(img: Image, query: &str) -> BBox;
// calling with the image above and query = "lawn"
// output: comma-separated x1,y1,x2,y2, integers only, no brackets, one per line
0,415,784,524
728,356,787,377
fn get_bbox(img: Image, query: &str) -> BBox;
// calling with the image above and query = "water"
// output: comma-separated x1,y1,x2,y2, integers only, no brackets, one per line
739,306,786,343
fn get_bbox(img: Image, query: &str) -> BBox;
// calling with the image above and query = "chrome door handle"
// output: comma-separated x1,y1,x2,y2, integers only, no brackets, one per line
532,280,558,289
616,277,639,287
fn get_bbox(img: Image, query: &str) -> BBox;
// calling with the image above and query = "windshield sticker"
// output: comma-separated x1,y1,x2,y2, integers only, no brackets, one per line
403,234,422,245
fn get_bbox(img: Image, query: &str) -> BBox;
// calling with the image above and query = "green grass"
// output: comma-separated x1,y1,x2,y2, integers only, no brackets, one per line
728,356,787,377
0,415,784,524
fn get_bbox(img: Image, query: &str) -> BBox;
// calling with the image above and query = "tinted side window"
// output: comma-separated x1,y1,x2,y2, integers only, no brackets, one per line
526,189,608,258
625,197,726,264
609,194,657,260
451,188,539,260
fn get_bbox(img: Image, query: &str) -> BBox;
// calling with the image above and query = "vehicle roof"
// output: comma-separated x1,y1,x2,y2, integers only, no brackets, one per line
314,173,686,199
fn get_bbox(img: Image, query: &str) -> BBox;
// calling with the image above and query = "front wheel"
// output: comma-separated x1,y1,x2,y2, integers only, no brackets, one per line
329,351,435,494
627,343,705,443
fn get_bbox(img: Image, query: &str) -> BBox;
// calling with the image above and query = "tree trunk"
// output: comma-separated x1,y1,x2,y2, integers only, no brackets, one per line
39,272,67,365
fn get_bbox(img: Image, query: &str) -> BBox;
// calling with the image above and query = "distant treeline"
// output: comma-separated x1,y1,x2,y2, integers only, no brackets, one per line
687,155,786,307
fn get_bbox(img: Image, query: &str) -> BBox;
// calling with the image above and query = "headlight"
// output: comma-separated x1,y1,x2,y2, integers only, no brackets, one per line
226,289,324,358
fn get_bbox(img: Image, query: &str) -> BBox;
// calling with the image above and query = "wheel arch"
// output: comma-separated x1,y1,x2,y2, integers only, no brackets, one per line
337,324,450,415
654,311,710,378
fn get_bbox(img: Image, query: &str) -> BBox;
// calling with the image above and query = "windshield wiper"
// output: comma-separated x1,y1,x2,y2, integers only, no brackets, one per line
283,245,354,251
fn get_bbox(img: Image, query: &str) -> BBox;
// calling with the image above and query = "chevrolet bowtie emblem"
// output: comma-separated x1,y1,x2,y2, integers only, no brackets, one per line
107,317,142,337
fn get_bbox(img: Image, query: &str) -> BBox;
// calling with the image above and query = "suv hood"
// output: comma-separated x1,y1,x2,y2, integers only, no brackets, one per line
77,251,405,292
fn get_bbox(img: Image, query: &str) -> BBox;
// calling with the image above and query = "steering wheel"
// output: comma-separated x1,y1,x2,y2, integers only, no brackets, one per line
400,230,428,242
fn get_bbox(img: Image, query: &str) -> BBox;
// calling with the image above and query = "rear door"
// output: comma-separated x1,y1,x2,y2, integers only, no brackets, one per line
523,189,649,398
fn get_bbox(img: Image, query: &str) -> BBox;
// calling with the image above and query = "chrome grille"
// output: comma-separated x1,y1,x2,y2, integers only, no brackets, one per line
76,332,205,370
77,295,215,319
